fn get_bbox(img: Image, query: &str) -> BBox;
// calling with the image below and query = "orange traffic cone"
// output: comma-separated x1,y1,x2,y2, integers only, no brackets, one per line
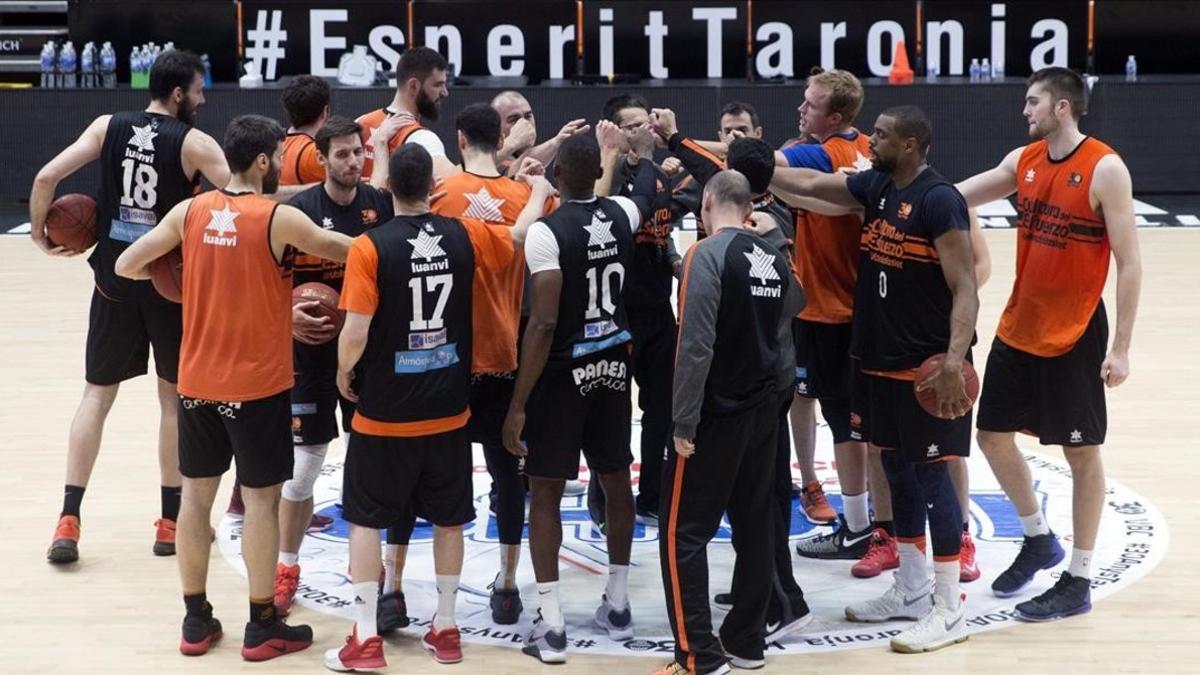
889,40,914,84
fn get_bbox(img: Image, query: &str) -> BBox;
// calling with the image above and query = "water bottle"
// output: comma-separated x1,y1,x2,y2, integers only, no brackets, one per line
993,58,1005,80
80,42,95,88
925,62,938,81
100,42,117,88
969,58,981,82
58,41,77,88
40,41,56,88
1125,55,1137,82
164,41,175,53
201,54,212,87
981,58,992,81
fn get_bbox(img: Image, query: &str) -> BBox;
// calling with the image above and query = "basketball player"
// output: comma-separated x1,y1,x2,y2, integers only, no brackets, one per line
655,170,803,675
358,47,455,183
323,144,553,670
955,67,1141,620
280,74,331,186
774,106,979,653
114,114,352,660
491,90,590,172
272,117,394,616
30,50,229,563
501,130,656,664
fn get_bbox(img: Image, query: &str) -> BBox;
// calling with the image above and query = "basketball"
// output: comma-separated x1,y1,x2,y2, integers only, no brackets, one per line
292,282,343,345
148,247,183,303
914,354,980,418
44,193,97,252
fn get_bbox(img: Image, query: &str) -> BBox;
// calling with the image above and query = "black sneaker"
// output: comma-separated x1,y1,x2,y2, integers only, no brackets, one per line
794,515,873,560
714,592,734,609
1015,572,1092,621
764,595,813,643
240,619,313,661
377,590,410,634
991,532,1065,598
636,506,659,528
179,610,223,656
490,586,523,625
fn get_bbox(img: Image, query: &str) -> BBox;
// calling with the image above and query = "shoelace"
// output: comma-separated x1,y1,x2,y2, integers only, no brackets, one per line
861,533,891,561
805,485,831,509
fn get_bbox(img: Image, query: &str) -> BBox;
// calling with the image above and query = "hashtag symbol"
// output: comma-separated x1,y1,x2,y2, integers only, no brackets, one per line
245,10,287,81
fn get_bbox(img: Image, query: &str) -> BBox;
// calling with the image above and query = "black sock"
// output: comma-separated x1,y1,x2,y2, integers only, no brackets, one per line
62,485,86,518
874,520,894,536
250,598,276,627
184,592,209,617
161,485,182,521
963,520,970,532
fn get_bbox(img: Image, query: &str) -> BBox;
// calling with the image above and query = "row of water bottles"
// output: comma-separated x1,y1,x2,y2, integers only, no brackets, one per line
41,40,212,89
967,58,1005,81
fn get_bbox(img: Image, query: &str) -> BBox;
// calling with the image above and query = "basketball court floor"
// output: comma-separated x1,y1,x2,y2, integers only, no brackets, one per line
2,228,1195,673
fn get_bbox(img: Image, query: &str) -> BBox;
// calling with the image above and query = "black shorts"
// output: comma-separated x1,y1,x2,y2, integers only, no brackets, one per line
977,302,1108,447
341,427,475,529
86,288,181,385
467,372,515,448
291,340,354,445
850,369,971,463
178,389,293,488
524,346,633,480
793,319,854,443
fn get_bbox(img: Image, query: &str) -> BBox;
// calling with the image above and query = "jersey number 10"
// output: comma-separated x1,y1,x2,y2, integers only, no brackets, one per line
585,262,625,319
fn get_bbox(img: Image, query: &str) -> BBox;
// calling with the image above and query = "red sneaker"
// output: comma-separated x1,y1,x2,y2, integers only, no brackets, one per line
274,562,301,616
960,529,981,582
799,480,837,524
180,612,223,656
47,515,80,563
153,518,177,556
851,528,900,578
324,626,386,672
422,622,463,664
308,513,333,532
226,483,245,518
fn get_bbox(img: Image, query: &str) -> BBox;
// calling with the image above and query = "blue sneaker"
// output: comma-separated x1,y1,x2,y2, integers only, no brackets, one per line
991,532,1065,598
1015,572,1092,621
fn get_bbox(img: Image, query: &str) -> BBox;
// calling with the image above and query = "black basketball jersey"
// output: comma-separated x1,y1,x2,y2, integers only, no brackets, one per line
542,198,636,363
354,214,476,425
289,182,393,291
845,167,974,371
92,110,198,300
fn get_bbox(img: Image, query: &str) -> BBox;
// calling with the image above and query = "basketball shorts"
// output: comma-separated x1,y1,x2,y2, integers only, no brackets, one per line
793,318,854,443
341,426,475,529
850,368,971,464
85,287,181,385
291,339,354,445
178,389,293,488
524,345,633,480
467,372,515,448
978,302,1109,447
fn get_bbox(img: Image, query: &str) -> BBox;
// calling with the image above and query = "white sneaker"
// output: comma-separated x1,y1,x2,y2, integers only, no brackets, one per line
844,574,933,622
593,594,634,640
890,593,968,653
522,612,568,663
563,479,586,496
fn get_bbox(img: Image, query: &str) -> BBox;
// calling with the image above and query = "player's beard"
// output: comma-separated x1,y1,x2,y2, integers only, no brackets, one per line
330,167,360,190
263,160,281,194
1028,115,1056,140
416,89,440,121
177,97,199,125
870,148,897,173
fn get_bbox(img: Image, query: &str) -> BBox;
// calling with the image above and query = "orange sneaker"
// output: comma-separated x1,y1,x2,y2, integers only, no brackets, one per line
960,529,981,582
799,481,837,524
47,515,80,564
154,518,177,556
851,528,899,578
274,562,301,617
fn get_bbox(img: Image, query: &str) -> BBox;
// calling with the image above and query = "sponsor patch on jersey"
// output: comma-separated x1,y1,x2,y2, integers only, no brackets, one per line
571,329,632,359
408,328,448,350
583,319,619,339
394,343,459,373
108,219,153,243
118,206,158,226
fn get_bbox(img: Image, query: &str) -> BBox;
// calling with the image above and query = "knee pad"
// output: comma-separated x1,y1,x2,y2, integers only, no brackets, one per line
819,397,853,444
282,443,328,502
914,460,962,556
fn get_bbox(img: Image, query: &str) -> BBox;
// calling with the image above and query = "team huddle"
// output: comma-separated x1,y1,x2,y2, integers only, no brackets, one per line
30,46,1141,674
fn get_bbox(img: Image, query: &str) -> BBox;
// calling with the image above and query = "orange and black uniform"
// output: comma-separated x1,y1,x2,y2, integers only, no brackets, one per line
280,132,325,186
176,190,296,488
355,108,423,180
338,212,513,528
844,167,973,562
978,137,1116,447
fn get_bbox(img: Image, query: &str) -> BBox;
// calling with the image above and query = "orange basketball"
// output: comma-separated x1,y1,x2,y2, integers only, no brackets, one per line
149,247,183,303
292,282,344,345
914,354,980,418
45,193,97,252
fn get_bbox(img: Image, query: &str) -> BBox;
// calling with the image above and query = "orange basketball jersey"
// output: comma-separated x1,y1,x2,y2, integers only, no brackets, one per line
430,172,555,373
356,108,423,180
280,132,325,186
177,190,293,401
999,137,1116,357
792,129,872,323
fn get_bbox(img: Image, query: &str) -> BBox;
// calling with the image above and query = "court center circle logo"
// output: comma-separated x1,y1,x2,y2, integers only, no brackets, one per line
218,433,1167,657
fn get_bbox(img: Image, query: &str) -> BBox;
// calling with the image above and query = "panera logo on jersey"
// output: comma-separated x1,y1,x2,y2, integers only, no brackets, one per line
572,358,629,393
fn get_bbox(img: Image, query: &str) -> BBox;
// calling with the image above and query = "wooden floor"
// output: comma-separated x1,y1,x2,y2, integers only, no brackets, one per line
2,229,1196,673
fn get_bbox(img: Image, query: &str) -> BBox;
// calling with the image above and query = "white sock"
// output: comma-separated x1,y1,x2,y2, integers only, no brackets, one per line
843,492,870,533
279,551,299,566
383,545,398,593
537,581,564,628
353,581,378,638
1068,548,1093,579
434,574,459,630
606,564,630,610
897,540,929,593
497,545,517,590
1019,510,1051,537
933,560,961,610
